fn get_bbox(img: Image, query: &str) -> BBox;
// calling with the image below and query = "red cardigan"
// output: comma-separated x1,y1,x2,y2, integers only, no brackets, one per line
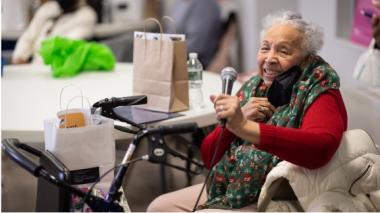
201,89,347,170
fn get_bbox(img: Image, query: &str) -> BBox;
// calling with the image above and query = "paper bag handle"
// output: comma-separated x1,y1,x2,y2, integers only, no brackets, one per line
144,18,163,40
143,18,164,59
59,84,84,110
66,95,91,111
162,16,177,34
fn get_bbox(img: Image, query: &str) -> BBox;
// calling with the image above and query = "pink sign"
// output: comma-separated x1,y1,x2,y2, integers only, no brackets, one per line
350,0,380,47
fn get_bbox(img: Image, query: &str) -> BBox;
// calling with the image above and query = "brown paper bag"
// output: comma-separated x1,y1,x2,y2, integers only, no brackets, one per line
133,18,189,112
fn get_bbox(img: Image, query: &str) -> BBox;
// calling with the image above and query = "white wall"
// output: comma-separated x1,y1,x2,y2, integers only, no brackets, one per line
1,0,31,32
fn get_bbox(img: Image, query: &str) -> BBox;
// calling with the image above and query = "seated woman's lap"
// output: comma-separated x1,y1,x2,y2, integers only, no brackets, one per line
147,184,207,212
146,183,257,212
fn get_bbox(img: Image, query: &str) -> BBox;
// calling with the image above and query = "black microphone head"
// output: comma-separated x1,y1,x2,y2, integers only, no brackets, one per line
221,67,238,82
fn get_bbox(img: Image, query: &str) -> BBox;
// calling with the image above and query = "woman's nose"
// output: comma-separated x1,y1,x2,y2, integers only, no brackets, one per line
264,49,277,63
265,54,277,64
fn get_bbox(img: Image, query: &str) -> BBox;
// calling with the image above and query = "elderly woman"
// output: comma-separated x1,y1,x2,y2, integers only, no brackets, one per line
147,10,347,211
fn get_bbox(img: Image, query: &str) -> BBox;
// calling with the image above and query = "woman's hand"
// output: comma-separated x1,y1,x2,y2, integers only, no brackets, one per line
211,94,247,131
241,97,276,122
210,94,261,145
372,14,380,47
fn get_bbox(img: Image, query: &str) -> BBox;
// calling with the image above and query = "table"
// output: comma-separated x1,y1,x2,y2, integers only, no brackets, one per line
1,63,241,143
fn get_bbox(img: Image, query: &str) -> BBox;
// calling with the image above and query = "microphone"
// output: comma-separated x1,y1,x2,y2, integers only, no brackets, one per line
221,67,238,94
220,67,237,126
92,95,147,108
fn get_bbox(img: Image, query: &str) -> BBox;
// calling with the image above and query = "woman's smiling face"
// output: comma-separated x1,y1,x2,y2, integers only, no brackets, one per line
257,23,306,86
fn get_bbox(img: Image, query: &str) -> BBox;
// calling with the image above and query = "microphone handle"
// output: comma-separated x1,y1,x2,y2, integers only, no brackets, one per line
222,77,235,94
220,119,226,127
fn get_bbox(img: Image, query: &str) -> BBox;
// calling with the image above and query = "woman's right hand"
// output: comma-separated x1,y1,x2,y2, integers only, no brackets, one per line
211,94,246,131
241,97,276,122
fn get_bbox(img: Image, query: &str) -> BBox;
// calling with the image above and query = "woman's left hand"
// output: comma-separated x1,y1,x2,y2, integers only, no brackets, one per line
241,97,276,122
211,94,247,131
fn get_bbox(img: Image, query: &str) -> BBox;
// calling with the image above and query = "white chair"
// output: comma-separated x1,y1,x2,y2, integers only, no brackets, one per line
258,129,380,212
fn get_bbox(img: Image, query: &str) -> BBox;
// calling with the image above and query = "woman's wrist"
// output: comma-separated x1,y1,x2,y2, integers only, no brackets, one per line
229,119,261,145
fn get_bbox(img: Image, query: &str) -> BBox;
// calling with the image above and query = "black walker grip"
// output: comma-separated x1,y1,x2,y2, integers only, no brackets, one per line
2,138,43,176
150,122,199,135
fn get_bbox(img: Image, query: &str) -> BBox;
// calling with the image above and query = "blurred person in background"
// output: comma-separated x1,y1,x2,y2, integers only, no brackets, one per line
11,0,96,64
353,0,380,86
169,0,222,68
206,13,242,74
371,0,380,47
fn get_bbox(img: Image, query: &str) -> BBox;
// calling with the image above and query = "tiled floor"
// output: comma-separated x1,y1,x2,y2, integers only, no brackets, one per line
1,136,206,212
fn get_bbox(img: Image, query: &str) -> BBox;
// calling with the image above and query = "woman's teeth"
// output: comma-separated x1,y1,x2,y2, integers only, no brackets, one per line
264,69,278,76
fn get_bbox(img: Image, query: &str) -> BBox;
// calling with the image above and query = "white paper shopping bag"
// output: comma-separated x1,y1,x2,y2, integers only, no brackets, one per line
44,85,115,185
44,115,115,184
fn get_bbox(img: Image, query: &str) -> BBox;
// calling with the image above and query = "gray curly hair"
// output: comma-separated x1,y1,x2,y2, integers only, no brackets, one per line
260,10,324,55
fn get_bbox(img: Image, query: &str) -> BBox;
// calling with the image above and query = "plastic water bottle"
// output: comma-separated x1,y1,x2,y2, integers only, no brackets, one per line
187,53,203,110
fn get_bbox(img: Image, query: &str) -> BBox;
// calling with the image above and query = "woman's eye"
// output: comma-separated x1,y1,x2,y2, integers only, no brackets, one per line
280,51,289,55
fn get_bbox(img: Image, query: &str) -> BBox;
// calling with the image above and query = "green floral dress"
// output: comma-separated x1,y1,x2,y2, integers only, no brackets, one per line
199,55,340,209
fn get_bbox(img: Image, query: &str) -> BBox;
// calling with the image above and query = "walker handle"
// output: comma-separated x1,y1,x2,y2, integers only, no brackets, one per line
2,138,42,176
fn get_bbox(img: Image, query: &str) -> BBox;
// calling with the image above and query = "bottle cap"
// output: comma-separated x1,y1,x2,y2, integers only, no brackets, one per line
189,52,198,59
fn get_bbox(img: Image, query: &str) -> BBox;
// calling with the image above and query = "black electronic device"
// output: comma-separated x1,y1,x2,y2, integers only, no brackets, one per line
113,106,183,125
267,66,302,108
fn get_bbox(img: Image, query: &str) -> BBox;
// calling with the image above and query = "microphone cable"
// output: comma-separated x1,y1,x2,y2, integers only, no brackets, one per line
80,155,149,212
192,125,226,212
